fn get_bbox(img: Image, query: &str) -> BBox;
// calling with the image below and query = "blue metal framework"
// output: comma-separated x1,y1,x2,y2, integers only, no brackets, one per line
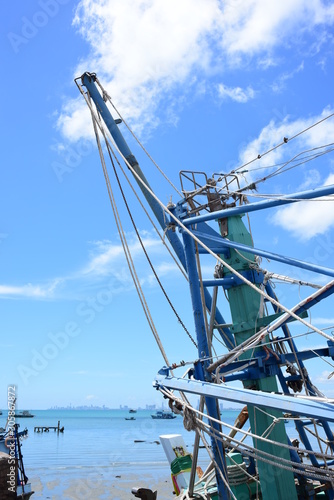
78,72,334,500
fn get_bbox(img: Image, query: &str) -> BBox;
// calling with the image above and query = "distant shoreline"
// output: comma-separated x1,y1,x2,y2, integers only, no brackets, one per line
45,406,242,411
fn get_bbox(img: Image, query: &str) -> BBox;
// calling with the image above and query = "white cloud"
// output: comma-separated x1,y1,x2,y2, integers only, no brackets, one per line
0,232,177,301
271,61,304,93
0,279,62,299
57,0,334,141
297,169,322,190
82,234,162,276
217,84,255,103
311,317,334,325
272,173,334,240
314,370,334,385
220,1,334,59
56,97,94,142
85,394,97,400
59,0,221,140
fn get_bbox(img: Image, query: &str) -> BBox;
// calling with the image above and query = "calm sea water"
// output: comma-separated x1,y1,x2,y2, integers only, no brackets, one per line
9,409,238,469
0,410,239,479
0,409,237,496
0,409,302,498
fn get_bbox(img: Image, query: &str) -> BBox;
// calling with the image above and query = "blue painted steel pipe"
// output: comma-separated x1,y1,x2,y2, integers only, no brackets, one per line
182,233,211,364
82,74,165,226
182,184,334,226
203,288,235,349
202,278,235,287
192,229,334,278
182,232,230,500
81,73,134,163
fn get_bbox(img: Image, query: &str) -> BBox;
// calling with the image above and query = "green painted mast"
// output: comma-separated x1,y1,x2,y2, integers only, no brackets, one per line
220,213,298,500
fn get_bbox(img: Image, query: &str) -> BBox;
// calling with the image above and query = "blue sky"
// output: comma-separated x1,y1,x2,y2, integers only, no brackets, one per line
1,0,334,410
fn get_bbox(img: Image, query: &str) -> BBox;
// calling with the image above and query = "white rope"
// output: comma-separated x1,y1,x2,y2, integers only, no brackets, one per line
87,94,170,368
198,409,334,483
197,413,334,483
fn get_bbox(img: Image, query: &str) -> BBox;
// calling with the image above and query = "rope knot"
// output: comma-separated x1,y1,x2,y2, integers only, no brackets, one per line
183,406,197,431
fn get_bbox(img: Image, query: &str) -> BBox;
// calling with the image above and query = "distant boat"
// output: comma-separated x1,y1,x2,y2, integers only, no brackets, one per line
129,409,137,413
125,417,136,421
151,410,176,420
14,411,34,418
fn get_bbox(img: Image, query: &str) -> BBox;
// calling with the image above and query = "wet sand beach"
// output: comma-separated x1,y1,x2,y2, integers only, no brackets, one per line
29,465,174,499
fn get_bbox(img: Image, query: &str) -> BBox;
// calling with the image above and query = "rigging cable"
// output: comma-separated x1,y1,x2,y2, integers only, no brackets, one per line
106,147,189,281
159,387,334,484
249,143,334,187
233,142,334,175
229,111,334,175
163,387,334,468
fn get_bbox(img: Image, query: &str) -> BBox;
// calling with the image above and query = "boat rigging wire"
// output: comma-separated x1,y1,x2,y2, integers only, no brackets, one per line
113,161,189,280
219,143,334,199
229,111,334,175
254,144,334,184
233,142,334,175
